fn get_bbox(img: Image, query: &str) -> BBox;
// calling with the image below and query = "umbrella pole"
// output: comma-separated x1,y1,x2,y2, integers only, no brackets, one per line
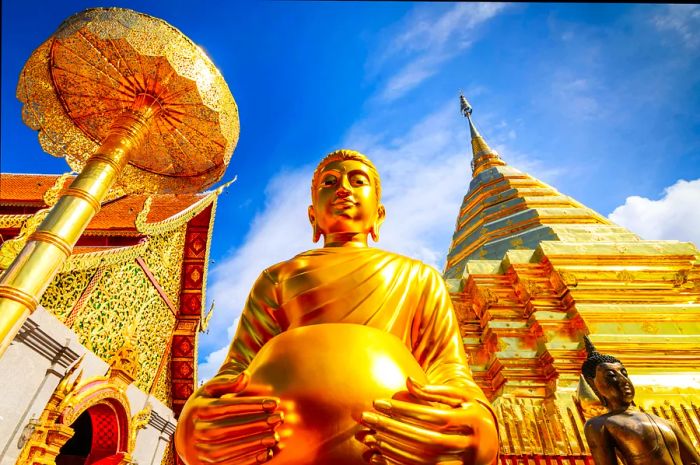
0,95,160,358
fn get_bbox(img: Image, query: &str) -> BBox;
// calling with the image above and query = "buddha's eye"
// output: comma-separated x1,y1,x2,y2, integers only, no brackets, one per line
322,175,337,187
350,173,369,186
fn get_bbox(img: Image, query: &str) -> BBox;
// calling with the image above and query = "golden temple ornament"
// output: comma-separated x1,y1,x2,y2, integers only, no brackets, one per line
0,7,238,356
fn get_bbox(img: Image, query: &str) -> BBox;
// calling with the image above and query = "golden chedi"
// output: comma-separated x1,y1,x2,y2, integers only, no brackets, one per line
175,150,499,465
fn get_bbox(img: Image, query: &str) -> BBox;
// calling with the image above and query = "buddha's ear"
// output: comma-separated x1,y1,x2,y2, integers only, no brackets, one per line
377,204,386,225
308,205,321,243
370,205,386,243
584,376,605,403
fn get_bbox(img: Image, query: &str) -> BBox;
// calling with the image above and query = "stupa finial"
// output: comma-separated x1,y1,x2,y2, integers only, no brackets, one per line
459,93,505,177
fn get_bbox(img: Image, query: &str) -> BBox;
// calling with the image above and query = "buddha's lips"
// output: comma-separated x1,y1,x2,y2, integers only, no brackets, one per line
333,199,357,207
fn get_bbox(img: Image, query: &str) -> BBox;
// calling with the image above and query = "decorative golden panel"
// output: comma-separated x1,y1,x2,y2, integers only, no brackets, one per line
72,261,176,404
62,240,149,273
496,397,588,456
152,348,173,407
142,225,187,309
40,270,93,320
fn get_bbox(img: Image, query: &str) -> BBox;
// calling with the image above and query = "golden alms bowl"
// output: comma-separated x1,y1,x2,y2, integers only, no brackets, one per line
240,323,428,465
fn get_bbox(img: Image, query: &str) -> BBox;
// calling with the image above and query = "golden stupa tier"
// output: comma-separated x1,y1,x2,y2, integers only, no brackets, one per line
445,97,642,281
447,97,700,461
448,241,700,399
444,163,641,280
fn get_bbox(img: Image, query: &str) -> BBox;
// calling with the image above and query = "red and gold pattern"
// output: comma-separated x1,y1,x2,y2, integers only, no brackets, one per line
171,205,215,417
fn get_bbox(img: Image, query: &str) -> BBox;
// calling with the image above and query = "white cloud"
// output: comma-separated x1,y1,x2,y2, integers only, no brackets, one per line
653,5,700,50
388,3,506,55
608,178,700,246
373,3,508,102
380,53,448,102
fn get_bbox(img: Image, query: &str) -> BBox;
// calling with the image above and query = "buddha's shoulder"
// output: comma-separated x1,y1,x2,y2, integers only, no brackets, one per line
585,411,646,434
584,415,610,437
262,247,440,282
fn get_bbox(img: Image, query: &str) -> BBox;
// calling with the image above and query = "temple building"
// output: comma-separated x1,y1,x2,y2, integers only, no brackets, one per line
0,173,223,465
448,96,700,464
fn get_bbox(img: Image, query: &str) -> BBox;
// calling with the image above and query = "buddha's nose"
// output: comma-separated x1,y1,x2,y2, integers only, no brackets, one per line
337,178,351,196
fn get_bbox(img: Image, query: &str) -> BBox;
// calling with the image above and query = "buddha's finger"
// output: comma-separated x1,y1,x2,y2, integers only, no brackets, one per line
195,432,278,463
362,432,441,462
368,453,388,465
406,378,466,407
217,449,273,465
374,398,476,433
360,411,471,452
373,398,453,429
370,453,460,465
367,451,407,465
372,427,469,457
203,371,250,397
196,396,279,420
372,436,463,465
194,412,284,442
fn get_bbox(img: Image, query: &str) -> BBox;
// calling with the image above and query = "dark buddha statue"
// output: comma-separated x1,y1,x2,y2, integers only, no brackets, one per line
581,336,700,465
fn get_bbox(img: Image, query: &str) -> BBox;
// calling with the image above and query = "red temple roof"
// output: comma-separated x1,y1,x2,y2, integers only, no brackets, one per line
0,173,207,235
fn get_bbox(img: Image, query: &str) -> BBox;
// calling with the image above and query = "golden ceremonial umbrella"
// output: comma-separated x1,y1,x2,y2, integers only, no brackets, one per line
0,7,239,356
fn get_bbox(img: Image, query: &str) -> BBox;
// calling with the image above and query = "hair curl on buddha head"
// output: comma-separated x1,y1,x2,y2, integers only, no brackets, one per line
311,149,381,201
581,335,622,381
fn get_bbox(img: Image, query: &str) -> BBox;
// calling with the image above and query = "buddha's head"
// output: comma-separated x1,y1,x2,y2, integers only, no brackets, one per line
308,149,385,245
581,336,635,410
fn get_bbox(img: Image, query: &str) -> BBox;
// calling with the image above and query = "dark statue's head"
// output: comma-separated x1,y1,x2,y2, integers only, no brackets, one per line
581,336,635,409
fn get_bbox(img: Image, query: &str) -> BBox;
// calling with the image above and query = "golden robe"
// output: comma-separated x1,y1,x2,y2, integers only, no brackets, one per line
218,246,487,403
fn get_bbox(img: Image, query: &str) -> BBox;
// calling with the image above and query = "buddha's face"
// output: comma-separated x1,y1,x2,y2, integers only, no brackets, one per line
593,362,635,407
309,159,385,238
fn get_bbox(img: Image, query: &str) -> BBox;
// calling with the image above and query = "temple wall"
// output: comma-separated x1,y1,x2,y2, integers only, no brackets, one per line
0,306,176,465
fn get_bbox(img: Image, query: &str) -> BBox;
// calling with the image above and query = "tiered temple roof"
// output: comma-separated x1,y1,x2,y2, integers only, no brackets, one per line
0,173,222,416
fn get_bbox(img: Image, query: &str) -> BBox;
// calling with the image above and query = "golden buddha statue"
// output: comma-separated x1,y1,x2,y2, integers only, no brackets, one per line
581,336,700,465
175,149,499,465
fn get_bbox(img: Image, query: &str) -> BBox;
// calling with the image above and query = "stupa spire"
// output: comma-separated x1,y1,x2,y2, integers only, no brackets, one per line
460,94,506,177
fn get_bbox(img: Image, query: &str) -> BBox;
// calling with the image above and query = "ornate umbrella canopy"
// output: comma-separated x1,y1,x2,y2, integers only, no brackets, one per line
17,7,239,194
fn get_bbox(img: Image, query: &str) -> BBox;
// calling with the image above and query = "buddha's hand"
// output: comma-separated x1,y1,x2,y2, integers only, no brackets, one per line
359,377,498,465
174,370,283,465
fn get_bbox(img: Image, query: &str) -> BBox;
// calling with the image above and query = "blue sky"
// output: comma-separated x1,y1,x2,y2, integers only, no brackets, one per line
2,2,699,380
